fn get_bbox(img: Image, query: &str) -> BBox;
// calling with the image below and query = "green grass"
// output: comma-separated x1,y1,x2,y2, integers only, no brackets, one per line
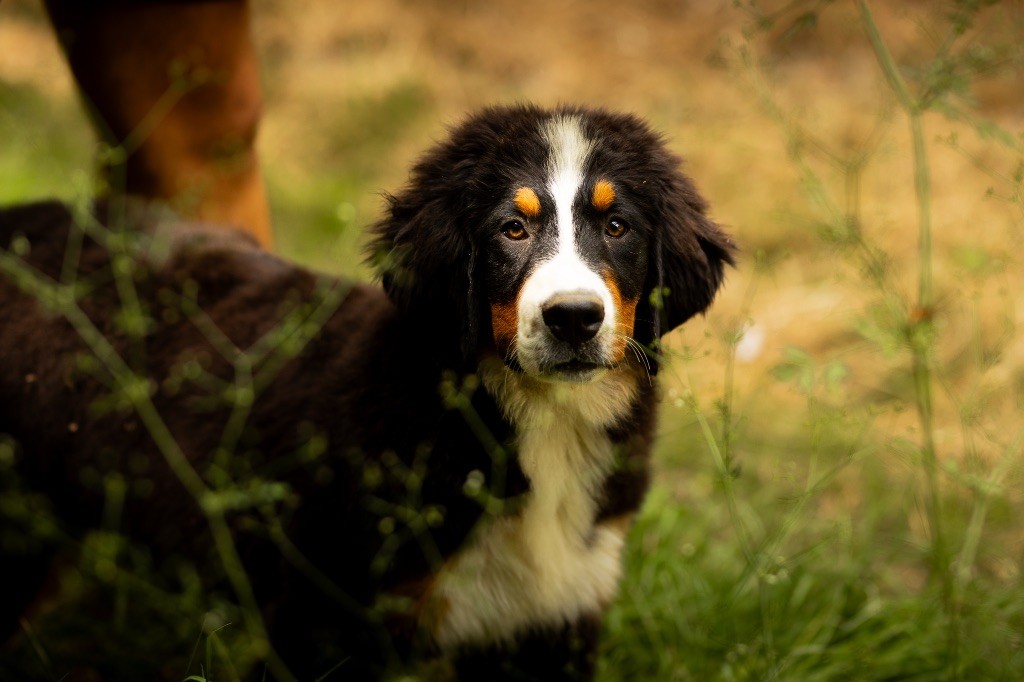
605,501,1024,680
596,377,1024,681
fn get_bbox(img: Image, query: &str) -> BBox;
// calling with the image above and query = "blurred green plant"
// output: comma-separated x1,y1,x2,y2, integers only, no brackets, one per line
597,1,1024,679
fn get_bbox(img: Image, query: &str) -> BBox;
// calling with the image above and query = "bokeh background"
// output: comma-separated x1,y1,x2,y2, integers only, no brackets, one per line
2,0,1024,679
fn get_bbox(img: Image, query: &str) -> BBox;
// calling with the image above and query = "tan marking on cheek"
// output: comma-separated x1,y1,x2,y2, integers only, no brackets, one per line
491,299,520,359
604,271,638,363
592,179,616,211
513,187,541,218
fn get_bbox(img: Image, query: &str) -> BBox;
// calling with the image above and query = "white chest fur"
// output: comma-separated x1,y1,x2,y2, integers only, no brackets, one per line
430,360,639,650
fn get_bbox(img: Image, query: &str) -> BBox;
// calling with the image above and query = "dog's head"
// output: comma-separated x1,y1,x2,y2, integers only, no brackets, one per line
370,105,735,379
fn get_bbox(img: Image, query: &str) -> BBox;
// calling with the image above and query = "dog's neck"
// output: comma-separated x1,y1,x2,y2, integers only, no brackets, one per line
425,357,642,649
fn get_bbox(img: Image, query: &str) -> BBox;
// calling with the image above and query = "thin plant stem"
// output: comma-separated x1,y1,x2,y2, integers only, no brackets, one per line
719,260,763,470
858,0,948,599
956,428,1024,587
683,360,755,565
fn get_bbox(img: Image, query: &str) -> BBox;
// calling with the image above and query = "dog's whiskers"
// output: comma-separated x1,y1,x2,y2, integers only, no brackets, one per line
619,334,653,385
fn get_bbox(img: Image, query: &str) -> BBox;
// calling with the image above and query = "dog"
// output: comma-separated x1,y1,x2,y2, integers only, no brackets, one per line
0,104,734,680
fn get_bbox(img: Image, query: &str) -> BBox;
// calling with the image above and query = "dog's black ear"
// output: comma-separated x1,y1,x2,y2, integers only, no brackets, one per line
634,168,736,358
367,157,481,369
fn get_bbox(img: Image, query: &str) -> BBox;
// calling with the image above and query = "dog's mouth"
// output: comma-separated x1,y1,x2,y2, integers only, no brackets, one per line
552,360,604,373
541,359,614,383
509,328,619,382
498,354,612,383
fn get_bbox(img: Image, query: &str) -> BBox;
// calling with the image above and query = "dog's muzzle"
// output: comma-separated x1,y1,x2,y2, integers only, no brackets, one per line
513,259,619,380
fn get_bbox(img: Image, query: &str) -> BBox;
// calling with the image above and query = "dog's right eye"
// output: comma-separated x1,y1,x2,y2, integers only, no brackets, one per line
502,220,529,241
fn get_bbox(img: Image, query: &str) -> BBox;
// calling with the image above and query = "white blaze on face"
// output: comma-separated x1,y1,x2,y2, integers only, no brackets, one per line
515,115,617,375
546,115,592,263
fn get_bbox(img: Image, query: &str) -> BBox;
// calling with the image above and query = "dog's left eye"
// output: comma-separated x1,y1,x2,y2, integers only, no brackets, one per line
502,220,529,241
606,218,629,239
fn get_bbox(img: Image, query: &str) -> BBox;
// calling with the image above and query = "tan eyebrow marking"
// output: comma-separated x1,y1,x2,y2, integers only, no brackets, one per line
514,187,541,217
592,179,616,211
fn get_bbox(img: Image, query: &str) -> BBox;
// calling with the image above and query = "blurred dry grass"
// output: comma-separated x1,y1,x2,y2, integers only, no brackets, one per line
2,0,1024,677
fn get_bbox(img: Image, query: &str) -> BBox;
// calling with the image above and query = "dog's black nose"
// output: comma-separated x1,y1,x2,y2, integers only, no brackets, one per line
542,294,605,345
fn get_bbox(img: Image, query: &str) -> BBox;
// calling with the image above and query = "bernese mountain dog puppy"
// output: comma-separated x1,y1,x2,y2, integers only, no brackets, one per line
0,104,734,680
